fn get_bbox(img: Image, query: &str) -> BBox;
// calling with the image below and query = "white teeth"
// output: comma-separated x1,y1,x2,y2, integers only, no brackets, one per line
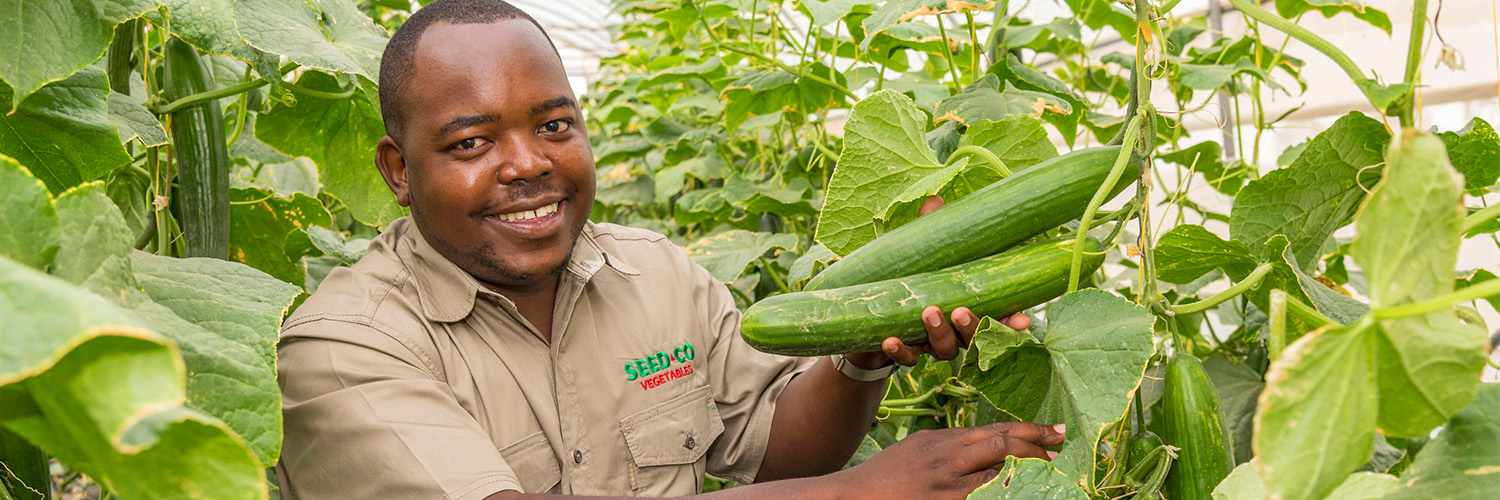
495,202,559,222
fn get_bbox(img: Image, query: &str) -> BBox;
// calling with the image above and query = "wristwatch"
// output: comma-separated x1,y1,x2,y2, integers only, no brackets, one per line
829,354,899,382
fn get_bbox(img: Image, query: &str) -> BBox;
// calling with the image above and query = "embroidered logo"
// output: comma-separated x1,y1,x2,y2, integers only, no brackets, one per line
624,343,695,390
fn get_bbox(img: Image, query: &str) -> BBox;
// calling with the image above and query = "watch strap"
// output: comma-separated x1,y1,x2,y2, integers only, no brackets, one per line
830,354,898,382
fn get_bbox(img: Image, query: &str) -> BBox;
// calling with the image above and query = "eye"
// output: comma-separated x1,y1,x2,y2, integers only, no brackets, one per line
541,119,573,133
452,137,487,152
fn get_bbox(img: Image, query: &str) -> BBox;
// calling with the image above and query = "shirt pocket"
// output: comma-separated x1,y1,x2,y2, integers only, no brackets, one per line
497,431,561,493
619,384,725,493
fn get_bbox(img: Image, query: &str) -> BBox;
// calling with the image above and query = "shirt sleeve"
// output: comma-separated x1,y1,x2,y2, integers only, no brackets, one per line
693,264,817,485
277,318,522,500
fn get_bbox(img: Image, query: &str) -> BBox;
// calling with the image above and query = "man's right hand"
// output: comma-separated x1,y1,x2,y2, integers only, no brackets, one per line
828,422,1066,499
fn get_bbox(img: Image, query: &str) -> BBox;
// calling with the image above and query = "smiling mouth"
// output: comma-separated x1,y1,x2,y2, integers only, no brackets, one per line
492,201,560,222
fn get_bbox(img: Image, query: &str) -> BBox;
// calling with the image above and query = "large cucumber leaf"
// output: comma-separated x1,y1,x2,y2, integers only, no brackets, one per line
257,71,406,227
1383,383,1500,500
0,0,159,111
1230,112,1388,272
0,68,132,193
967,458,1090,500
1255,132,1487,500
0,255,265,500
0,156,59,270
960,289,1155,487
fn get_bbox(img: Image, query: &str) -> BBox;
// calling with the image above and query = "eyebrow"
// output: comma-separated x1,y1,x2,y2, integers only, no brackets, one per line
435,114,498,140
531,96,577,117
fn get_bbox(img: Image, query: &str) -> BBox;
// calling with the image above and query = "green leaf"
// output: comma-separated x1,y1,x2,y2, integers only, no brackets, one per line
0,156,59,270
0,426,47,500
1062,0,1135,41
721,175,820,218
0,0,157,111
0,68,132,193
961,290,1156,484
0,256,267,499
110,251,298,465
229,187,333,285
934,74,1071,126
1383,383,1500,500
721,68,839,131
1255,324,1378,500
232,0,387,80
1213,460,1397,500
841,434,882,469
1354,79,1412,115
684,230,798,283
161,0,275,70
636,56,725,91
1203,353,1264,466
1178,60,1276,91
859,0,990,50
1154,225,1258,285
800,0,866,27
53,183,133,284
107,90,168,147
1275,0,1392,34
815,90,944,256
1230,112,1389,272
232,156,320,197
1437,118,1500,196
1160,141,1249,196
967,458,1090,500
256,72,405,227
876,157,984,230
955,116,1060,172
788,243,836,291
1354,132,1486,437
306,226,367,265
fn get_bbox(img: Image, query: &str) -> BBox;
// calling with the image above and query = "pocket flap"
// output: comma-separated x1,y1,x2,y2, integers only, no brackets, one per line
620,385,725,468
498,431,561,493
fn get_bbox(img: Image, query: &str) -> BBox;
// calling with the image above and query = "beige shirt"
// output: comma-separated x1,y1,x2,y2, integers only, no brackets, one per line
276,217,812,499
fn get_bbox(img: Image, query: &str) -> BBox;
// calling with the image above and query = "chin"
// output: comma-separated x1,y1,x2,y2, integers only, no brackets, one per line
468,244,573,287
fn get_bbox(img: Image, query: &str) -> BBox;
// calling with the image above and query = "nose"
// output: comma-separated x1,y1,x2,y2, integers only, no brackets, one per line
495,136,553,184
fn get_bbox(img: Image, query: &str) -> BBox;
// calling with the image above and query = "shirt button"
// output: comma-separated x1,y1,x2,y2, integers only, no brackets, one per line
573,450,583,464
684,436,696,450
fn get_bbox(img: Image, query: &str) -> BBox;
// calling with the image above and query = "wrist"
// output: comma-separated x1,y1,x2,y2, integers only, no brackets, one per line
840,351,891,370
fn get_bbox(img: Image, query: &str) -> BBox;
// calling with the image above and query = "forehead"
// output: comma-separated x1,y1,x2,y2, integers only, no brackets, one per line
403,20,572,120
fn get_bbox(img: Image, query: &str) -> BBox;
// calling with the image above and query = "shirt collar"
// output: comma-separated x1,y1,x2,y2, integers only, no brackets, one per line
398,219,636,323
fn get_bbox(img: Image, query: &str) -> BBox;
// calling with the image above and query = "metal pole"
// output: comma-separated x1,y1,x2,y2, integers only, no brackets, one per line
1209,1,1238,161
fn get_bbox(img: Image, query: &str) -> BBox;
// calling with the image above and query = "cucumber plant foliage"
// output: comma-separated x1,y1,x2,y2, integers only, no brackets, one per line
0,0,1496,499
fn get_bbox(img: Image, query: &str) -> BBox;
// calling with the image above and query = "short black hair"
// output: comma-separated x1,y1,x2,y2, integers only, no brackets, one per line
378,0,558,141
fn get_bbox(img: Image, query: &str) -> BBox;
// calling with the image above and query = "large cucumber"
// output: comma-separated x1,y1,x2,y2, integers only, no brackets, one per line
163,37,230,259
741,238,1106,356
1162,354,1233,500
805,146,1140,290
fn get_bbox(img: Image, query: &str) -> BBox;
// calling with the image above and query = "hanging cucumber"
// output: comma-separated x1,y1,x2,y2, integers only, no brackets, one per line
741,238,1106,356
1162,354,1233,500
162,37,230,259
805,146,1141,290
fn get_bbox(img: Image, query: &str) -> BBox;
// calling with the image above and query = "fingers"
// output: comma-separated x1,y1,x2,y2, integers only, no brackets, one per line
954,422,1067,472
923,306,962,360
1004,313,1031,331
966,422,1066,447
918,195,946,216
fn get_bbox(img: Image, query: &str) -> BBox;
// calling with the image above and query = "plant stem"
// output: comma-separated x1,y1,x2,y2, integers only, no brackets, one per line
1071,113,1145,292
282,78,357,100
151,78,270,114
964,10,981,80
1225,0,1366,89
935,14,964,94
1400,0,1430,128
1268,288,1287,362
879,407,942,417
1463,202,1500,233
758,256,790,294
948,145,1011,176
881,386,940,407
1172,263,1275,315
1374,280,1500,319
719,44,857,99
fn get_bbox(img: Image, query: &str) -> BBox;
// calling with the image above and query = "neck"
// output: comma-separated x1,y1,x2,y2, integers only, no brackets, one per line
487,274,561,343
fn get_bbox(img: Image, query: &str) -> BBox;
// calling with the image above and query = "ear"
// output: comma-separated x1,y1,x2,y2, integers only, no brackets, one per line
375,135,412,207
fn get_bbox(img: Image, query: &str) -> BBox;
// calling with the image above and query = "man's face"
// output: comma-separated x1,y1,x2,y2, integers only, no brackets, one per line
378,20,595,291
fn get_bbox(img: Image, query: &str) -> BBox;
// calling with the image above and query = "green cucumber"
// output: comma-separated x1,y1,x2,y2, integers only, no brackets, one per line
1162,354,1233,500
805,146,1140,290
163,37,230,259
741,238,1106,356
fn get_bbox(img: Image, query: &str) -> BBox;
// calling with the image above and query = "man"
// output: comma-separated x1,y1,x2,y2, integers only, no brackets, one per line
275,1,1063,498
